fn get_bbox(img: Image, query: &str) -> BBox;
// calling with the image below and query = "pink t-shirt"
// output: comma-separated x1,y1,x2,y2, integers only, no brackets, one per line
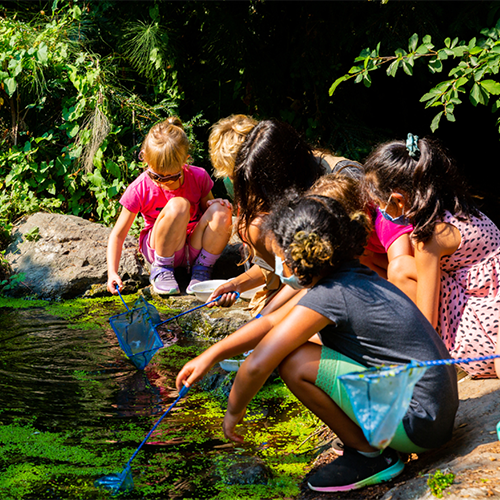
374,209,413,252
120,165,214,248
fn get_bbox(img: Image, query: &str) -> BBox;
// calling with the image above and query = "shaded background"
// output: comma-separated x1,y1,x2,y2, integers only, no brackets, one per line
3,0,500,221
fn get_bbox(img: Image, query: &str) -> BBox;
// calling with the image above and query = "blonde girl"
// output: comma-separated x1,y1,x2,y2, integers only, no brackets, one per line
107,117,232,295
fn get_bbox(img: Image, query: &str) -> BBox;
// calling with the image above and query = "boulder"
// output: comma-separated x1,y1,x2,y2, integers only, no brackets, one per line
4,212,148,299
4,212,244,300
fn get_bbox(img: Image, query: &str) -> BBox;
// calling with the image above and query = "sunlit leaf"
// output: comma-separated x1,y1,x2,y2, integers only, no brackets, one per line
428,59,443,74
329,75,347,95
481,79,500,94
437,49,449,60
408,33,418,52
430,111,443,132
37,43,48,64
452,46,467,57
386,60,399,77
402,60,413,76
415,44,429,55
4,77,16,97
420,89,441,102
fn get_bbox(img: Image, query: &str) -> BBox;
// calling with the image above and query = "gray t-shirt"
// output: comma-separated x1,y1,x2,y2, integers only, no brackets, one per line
298,261,458,449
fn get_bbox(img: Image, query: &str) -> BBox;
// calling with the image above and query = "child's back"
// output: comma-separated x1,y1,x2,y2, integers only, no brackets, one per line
301,259,458,450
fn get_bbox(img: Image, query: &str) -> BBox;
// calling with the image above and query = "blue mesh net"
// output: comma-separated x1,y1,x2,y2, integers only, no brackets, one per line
109,301,164,370
339,363,428,449
94,464,134,495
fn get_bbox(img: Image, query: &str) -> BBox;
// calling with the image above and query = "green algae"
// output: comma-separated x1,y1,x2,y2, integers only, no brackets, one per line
0,300,321,499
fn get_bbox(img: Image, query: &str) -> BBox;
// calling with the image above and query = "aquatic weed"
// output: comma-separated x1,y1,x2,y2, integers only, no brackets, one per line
427,469,455,498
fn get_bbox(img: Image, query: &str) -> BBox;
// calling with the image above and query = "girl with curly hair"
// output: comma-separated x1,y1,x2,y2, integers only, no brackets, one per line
176,195,458,493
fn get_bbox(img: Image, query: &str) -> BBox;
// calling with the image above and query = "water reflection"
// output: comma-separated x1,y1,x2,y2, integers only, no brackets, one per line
0,307,187,428
0,301,308,499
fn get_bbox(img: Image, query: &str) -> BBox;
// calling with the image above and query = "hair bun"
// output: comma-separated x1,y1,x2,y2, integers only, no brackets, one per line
290,231,332,270
167,116,184,130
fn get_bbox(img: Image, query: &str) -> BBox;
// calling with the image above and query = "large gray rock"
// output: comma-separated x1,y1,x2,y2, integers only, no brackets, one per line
4,212,244,300
4,212,149,299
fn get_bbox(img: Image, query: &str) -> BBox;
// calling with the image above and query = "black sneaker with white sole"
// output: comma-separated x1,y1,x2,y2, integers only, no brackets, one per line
307,446,404,492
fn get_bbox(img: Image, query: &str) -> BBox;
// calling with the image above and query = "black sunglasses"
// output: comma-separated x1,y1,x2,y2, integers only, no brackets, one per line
147,168,182,184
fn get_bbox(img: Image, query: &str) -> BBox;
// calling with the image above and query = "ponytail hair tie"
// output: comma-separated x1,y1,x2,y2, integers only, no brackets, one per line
406,133,420,159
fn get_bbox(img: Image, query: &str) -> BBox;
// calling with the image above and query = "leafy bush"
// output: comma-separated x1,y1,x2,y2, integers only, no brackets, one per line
330,19,500,133
0,2,207,247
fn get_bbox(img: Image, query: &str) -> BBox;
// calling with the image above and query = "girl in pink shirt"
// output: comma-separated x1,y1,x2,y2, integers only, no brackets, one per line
107,117,232,295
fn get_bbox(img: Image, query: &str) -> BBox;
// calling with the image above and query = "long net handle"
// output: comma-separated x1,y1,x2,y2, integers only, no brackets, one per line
155,292,240,328
126,384,190,468
412,353,500,368
115,284,130,311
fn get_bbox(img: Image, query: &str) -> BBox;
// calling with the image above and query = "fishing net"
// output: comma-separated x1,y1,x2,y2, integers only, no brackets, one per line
94,464,134,496
95,384,190,496
339,354,500,450
109,297,164,370
339,362,427,449
110,288,233,370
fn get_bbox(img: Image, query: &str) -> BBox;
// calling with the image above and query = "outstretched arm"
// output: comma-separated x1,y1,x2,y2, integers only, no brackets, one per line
176,289,305,390
107,207,136,294
207,264,266,306
223,305,331,442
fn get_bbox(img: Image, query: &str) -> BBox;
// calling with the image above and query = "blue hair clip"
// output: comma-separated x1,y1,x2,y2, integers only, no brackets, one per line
406,133,420,159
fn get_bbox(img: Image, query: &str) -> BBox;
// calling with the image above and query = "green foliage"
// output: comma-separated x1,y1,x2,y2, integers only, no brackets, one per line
0,1,206,243
427,469,455,498
330,18,500,133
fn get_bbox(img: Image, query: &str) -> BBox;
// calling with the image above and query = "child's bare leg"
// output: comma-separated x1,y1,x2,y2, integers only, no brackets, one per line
150,197,191,257
149,197,190,295
279,342,377,453
187,203,232,293
387,255,417,303
189,202,232,254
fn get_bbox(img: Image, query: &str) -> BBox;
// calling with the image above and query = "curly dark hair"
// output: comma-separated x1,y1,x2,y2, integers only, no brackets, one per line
363,136,478,243
233,119,324,244
266,195,370,286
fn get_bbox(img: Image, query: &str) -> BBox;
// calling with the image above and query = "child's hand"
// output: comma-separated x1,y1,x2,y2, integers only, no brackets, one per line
207,198,232,210
176,353,213,390
207,281,239,307
223,407,246,443
107,274,123,295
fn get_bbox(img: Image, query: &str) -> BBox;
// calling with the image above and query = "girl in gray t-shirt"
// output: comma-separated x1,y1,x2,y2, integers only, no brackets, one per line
176,194,458,494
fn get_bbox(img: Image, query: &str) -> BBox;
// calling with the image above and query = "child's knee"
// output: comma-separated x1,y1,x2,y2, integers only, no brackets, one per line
205,203,232,229
163,197,191,218
279,347,305,383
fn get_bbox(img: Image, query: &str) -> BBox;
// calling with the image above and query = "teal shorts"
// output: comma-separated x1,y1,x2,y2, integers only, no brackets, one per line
315,346,429,454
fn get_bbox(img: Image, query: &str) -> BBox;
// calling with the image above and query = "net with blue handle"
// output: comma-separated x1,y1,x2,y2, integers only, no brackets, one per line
94,384,190,496
109,286,239,370
339,354,500,450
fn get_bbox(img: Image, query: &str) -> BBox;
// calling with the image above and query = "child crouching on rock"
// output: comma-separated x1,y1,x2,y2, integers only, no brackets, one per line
176,195,458,492
107,117,232,295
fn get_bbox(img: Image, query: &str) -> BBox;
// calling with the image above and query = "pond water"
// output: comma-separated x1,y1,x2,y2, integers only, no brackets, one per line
0,298,318,500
